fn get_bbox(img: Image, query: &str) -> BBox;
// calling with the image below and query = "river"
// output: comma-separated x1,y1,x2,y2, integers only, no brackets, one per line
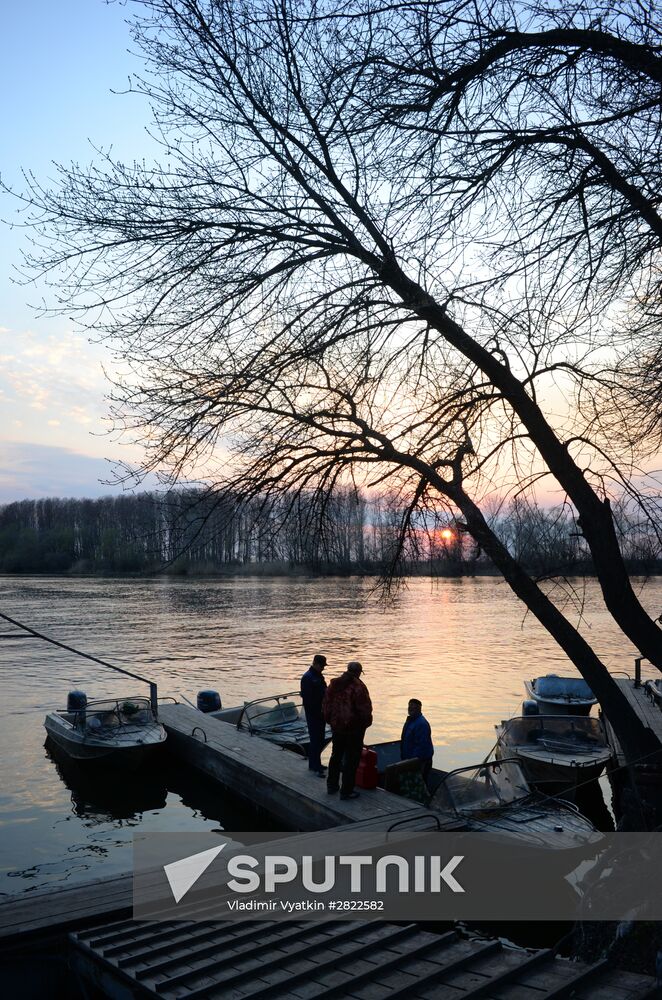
0,574,659,897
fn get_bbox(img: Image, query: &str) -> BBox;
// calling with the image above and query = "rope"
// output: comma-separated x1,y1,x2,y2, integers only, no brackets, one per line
0,610,159,714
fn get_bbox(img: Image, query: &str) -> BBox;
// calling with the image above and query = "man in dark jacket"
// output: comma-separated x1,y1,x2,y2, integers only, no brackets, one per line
323,661,373,799
401,699,434,783
300,653,328,776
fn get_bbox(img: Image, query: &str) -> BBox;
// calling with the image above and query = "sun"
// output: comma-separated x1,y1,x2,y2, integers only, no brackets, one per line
440,528,454,541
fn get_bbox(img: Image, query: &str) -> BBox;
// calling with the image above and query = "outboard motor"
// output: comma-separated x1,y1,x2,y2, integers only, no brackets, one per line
522,699,539,716
67,690,87,712
197,689,222,713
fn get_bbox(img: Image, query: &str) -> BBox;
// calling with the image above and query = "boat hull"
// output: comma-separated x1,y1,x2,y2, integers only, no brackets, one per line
44,713,166,767
496,745,610,789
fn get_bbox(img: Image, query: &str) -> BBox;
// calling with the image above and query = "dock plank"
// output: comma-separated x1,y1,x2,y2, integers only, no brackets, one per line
603,677,662,808
608,679,662,746
0,872,131,943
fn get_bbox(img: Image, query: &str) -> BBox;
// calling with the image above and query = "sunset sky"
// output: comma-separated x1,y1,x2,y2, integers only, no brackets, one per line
3,3,643,511
1,1,157,502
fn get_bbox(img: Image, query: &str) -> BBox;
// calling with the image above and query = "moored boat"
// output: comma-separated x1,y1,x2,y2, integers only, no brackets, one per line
428,758,601,849
194,689,332,757
44,691,167,766
524,674,596,715
495,714,613,789
368,741,600,850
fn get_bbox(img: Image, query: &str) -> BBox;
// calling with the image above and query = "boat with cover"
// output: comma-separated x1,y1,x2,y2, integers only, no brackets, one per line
524,674,596,715
495,714,613,789
44,692,167,765
194,690,332,757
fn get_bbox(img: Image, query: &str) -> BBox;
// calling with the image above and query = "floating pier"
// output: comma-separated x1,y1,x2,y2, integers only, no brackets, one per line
603,677,662,767
158,702,439,830
602,677,662,827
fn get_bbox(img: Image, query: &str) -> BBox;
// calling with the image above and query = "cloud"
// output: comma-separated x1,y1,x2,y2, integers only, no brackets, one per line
0,441,158,503
0,327,110,433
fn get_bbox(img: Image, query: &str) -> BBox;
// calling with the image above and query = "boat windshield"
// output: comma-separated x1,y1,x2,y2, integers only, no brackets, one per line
240,693,303,733
68,697,155,730
430,760,530,813
501,715,605,752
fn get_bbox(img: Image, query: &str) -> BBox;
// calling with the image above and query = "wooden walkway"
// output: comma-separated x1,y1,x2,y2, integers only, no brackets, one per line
602,677,662,828
603,678,662,769
0,872,131,947
158,703,444,831
69,918,660,1000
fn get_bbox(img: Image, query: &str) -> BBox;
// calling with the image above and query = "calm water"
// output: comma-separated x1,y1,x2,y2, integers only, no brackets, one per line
0,574,658,897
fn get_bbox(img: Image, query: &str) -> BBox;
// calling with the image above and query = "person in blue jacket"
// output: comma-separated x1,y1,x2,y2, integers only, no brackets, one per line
400,698,434,783
300,653,328,776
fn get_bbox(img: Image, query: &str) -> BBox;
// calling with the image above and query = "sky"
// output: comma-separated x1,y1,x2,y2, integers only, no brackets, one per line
2,4,654,511
1,1,157,503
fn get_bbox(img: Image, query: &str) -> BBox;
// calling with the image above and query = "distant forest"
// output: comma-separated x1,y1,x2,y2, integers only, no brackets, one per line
0,489,660,577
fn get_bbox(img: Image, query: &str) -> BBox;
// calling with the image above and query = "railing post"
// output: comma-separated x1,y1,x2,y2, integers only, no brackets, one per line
634,657,643,688
149,682,159,718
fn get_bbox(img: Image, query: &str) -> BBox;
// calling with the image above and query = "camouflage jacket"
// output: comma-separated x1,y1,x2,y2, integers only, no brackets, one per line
322,674,373,734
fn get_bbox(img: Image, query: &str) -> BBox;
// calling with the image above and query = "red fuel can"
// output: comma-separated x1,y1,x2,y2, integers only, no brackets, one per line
355,747,379,790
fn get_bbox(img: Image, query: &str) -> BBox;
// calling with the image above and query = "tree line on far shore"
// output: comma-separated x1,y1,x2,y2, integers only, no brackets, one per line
0,488,659,578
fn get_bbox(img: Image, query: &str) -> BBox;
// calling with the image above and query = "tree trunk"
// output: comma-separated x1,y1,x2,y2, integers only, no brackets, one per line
380,259,662,671
445,481,659,764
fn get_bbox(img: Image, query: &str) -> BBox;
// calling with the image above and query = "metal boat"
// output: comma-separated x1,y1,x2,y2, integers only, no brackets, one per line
428,758,601,848
368,742,600,849
44,694,167,766
524,674,596,715
196,690,332,757
495,714,613,789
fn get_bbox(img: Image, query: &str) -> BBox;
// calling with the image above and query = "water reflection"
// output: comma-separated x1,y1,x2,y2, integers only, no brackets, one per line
45,739,168,822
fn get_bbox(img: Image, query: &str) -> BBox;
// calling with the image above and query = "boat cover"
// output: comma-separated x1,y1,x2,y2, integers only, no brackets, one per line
535,675,593,700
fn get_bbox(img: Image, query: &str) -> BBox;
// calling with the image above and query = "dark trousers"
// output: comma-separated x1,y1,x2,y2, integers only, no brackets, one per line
420,758,433,787
327,731,363,795
305,712,325,771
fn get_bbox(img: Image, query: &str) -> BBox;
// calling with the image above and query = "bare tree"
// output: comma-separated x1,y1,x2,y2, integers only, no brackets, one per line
8,0,662,760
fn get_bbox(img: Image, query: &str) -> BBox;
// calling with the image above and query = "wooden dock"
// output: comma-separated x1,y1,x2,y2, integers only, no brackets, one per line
68,917,660,999
0,872,132,948
603,678,662,769
158,702,437,830
602,677,662,828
